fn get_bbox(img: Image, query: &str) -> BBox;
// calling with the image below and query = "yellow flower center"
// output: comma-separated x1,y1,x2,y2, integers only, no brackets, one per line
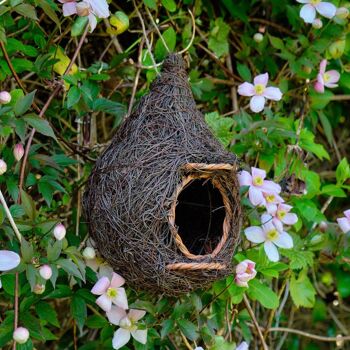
267,229,279,241
310,0,320,5
255,84,265,95
266,194,275,203
278,210,286,220
120,317,137,331
106,287,117,299
323,73,330,83
253,176,264,186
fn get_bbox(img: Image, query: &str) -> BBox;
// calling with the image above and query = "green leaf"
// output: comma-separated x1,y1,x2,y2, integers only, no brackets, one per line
47,239,62,262
25,264,37,291
36,301,60,327
71,295,87,332
71,16,88,37
318,112,333,146
280,247,314,270
208,18,230,57
321,184,346,197
161,0,176,12
299,129,329,160
86,315,108,329
20,190,37,221
205,112,234,147
14,4,38,20
336,269,350,298
155,27,176,61
67,86,81,108
236,63,251,82
37,0,61,30
310,90,333,109
211,336,236,350
20,238,34,263
246,279,279,309
268,35,285,50
177,319,198,341
143,0,157,10
290,270,316,308
161,319,174,338
23,115,57,140
336,158,350,185
14,90,36,116
57,258,84,281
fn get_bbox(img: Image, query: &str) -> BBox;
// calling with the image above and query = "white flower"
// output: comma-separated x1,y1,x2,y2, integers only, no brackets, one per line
238,73,282,113
244,214,293,262
39,265,52,280
238,167,281,206
297,0,336,24
91,272,128,312
0,250,20,271
237,342,249,350
337,209,350,234
107,307,147,349
267,203,298,232
83,246,96,260
0,91,11,104
235,260,257,287
0,159,7,175
53,223,66,240
314,59,340,93
13,327,29,344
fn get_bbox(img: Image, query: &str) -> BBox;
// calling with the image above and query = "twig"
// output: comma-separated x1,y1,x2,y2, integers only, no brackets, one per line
243,294,269,350
0,190,22,242
178,9,196,55
145,6,169,52
180,331,193,350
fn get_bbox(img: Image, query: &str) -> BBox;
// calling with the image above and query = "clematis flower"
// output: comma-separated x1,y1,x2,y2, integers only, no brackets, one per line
0,250,21,271
237,342,249,350
261,191,284,212
337,209,350,234
235,259,257,287
244,214,293,262
238,167,281,206
314,59,340,93
91,272,128,312
107,306,147,349
297,0,336,23
267,203,298,232
58,0,109,32
238,73,282,113
13,327,29,344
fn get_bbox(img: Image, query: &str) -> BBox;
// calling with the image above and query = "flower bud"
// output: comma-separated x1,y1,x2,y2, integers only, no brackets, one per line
319,221,328,233
53,223,66,240
83,247,96,260
13,144,24,162
309,234,324,246
76,1,90,16
0,91,11,104
235,259,257,287
33,284,45,294
109,11,129,35
312,18,323,29
0,159,7,175
328,39,346,59
13,327,29,344
253,33,264,43
336,7,349,20
39,264,52,280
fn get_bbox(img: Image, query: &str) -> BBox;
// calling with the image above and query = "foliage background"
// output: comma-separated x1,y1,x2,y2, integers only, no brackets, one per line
0,0,350,349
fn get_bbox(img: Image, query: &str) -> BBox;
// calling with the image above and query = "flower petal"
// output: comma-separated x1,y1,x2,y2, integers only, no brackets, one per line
91,276,110,295
260,180,281,194
110,272,125,288
274,232,293,249
249,186,264,206
250,95,265,113
245,226,266,243
0,250,20,271
238,82,256,97
300,4,316,23
86,0,110,18
314,81,324,93
62,2,77,16
96,294,112,312
272,218,284,233
251,167,266,180
264,241,279,262
263,87,282,101
282,213,298,225
344,209,350,220
296,0,310,3
236,342,249,350
236,261,248,274
131,329,147,344
88,13,97,32
129,309,146,322
319,59,327,75
238,170,252,187
235,277,248,287
315,2,336,18
113,288,129,309
112,328,131,349
106,306,126,326
337,217,350,234
254,73,269,87
325,70,340,85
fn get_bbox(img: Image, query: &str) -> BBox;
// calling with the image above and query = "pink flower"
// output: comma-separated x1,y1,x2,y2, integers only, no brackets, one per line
337,209,350,234
268,203,298,232
237,342,249,350
13,327,29,344
58,0,109,32
297,0,336,23
314,59,340,93
261,191,284,212
13,144,24,162
39,265,53,280
0,91,11,104
244,214,293,262
238,73,282,113
0,250,20,271
53,223,66,240
107,307,147,349
91,272,128,312
235,260,257,287
238,167,281,206
0,159,7,175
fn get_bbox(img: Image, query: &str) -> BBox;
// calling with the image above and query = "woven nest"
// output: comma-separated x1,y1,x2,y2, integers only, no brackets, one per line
83,54,242,295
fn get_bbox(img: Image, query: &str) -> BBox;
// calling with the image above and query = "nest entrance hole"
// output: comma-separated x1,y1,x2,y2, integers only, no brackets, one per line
175,178,226,256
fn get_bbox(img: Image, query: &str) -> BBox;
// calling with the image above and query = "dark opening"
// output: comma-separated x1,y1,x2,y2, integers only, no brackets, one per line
175,179,226,255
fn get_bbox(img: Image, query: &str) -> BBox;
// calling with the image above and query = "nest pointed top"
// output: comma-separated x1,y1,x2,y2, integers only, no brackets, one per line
83,53,241,295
